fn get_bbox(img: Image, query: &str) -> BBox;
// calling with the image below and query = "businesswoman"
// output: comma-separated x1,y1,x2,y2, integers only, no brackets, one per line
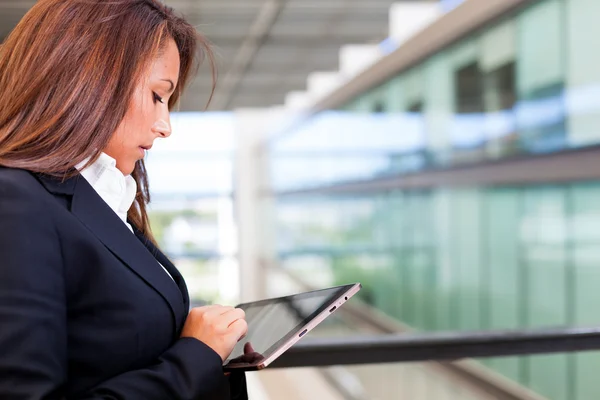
0,0,250,399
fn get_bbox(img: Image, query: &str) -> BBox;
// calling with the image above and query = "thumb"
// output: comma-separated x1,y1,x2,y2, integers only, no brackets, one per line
244,342,255,354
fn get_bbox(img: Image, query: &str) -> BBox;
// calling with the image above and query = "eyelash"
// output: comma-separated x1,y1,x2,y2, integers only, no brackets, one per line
152,92,164,104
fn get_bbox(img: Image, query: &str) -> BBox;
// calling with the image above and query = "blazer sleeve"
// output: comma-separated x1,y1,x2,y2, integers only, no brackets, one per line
0,181,238,400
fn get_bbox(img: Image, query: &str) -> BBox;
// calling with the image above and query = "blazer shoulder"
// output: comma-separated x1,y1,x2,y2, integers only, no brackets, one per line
0,167,65,239
0,167,52,201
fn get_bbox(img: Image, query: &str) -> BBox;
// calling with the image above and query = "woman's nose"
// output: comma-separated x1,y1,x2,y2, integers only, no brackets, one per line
152,118,171,138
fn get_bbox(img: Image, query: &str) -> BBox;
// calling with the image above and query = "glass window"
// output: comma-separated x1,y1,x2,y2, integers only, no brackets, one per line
480,20,516,73
516,0,566,153
385,76,405,112
451,51,486,163
517,0,564,95
455,62,484,114
403,67,424,108
483,62,518,158
423,54,453,166
566,0,600,146
450,39,478,70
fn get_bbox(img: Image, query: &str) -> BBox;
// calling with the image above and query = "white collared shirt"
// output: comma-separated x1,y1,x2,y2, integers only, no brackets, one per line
76,153,175,282
77,153,137,232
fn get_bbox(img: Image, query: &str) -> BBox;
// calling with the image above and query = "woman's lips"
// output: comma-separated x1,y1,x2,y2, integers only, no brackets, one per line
138,144,152,157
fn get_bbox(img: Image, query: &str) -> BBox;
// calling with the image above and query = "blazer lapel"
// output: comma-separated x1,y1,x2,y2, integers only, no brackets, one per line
133,228,191,312
36,172,186,332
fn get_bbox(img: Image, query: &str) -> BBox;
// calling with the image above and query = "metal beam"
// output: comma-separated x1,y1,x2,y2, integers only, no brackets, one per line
271,327,600,369
210,0,285,111
273,145,600,197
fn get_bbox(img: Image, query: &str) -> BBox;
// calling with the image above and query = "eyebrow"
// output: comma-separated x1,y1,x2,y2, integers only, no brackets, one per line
161,79,175,93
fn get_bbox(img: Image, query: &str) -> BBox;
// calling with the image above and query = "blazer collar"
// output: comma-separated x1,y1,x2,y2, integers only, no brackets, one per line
35,171,78,195
37,172,187,332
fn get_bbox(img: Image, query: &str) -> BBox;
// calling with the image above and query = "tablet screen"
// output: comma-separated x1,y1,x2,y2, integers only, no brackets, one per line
224,284,353,365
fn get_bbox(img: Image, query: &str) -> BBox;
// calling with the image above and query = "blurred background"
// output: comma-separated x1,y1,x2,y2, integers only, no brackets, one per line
3,0,600,398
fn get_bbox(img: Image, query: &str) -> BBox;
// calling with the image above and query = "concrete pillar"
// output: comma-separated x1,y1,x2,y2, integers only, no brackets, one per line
233,108,281,302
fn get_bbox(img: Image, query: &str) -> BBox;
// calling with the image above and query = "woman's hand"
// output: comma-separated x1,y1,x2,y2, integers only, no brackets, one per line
228,342,264,365
181,305,248,362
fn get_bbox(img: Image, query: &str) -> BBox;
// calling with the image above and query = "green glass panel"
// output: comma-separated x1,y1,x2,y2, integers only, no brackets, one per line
456,188,483,331
570,183,600,399
521,187,568,400
484,187,522,381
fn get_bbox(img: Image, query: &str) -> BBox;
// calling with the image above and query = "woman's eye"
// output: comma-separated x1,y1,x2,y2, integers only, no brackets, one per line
153,92,164,104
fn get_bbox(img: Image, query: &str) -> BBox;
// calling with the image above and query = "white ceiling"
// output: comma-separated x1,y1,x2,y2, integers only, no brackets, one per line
0,0,422,111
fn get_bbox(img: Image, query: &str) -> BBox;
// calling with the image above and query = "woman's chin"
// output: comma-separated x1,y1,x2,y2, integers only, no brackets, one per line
115,160,136,176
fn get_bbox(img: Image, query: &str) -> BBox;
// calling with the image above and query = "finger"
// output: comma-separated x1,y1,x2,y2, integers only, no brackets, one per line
203,305,235,318
217,306,236,315
229,318,248,341
221,308,246,327
191,304,221,316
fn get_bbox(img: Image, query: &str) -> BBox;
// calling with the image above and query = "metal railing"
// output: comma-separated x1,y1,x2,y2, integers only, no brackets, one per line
273,326,600,368
262,266,600,400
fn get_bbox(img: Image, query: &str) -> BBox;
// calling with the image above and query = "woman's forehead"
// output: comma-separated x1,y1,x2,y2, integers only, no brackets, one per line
149,40,180,83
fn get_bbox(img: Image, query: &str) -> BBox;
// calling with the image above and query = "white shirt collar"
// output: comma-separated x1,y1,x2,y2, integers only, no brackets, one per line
76,153,137,232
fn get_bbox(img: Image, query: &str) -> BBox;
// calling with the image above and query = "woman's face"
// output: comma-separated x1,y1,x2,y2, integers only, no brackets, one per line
104,39,180,175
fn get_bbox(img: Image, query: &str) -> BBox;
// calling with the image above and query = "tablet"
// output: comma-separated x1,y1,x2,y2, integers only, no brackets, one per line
222,282,361,371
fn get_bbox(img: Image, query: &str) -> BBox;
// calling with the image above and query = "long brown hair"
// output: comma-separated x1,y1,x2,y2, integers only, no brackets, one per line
0,0,215,242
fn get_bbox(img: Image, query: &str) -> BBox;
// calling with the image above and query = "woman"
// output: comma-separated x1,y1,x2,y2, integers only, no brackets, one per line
0,0,249,398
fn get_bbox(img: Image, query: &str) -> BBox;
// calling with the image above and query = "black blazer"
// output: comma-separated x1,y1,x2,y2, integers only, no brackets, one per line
0,167,247,399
